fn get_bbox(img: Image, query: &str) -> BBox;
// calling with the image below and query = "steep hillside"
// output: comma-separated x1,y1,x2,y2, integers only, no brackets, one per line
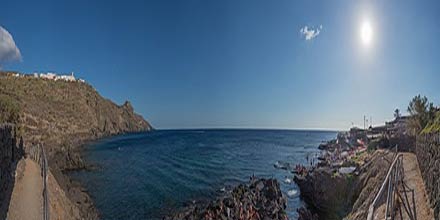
0,71,153,219
0,72,152,158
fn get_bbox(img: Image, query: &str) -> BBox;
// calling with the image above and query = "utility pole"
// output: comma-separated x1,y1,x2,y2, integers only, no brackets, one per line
364,115,366,130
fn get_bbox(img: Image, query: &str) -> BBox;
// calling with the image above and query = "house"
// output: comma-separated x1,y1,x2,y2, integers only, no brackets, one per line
367,125,387,139
35,72,79,82
386,116,410,135
55,72,75,82
39,72,57,80
349,127,368,146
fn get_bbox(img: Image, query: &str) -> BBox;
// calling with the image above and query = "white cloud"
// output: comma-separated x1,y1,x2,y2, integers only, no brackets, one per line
0,26,22,63
300,25,323,41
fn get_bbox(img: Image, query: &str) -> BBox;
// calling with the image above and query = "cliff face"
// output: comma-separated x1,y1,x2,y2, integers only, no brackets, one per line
0,72,153,219
0,73,152,167
345,150,395,220
294,150,395,220
294,169,355,220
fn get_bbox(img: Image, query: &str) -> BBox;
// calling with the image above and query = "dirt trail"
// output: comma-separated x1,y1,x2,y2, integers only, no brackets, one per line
399,153,434,220
6,158,43,220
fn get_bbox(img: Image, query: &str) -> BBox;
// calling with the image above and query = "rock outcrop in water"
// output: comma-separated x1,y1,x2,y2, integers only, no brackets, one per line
165,177,288,220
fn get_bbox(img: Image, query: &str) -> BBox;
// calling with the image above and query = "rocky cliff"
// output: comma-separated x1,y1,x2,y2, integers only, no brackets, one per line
0,72,152,167
0,72,153,219
294,150,395,220
294,168,355,220
345,150,395,220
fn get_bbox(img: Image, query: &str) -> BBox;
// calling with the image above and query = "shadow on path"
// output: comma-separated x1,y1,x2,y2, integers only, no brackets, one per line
0,134,24,220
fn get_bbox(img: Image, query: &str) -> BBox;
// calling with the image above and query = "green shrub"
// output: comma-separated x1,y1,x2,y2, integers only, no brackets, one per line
0,95,20,124
367,140,379,152
421,111,440,134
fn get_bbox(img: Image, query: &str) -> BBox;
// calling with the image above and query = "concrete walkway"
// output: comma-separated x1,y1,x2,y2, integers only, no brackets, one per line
6,158,43,220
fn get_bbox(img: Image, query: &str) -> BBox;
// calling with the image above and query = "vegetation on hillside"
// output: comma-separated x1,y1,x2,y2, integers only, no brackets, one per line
0,94,20,124
0,73,152,155
422,111,440,134
407,95,439,135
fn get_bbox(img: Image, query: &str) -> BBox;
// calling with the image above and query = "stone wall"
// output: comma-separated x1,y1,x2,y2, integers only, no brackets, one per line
416,133,440,219
0,123,24,219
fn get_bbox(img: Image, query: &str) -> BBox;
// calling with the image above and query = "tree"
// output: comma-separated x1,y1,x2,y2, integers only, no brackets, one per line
394,108,401,119
407,95,435,135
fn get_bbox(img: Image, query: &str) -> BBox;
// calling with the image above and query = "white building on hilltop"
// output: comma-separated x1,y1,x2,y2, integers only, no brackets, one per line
35,72,78,82
55,72,75,82
39,72,57,80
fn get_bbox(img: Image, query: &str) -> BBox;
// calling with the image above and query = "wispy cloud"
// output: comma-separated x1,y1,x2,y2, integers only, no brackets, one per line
300,25,323,41
0,26,22,63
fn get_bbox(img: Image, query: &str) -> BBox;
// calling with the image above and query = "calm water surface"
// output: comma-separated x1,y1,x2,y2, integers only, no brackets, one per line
72,129,336,220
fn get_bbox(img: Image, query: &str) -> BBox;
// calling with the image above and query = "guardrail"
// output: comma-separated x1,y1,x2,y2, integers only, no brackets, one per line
28,144,50,220
367,152,416,220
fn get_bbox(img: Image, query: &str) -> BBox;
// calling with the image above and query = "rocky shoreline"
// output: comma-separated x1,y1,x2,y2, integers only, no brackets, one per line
48,130,154,219
164,177,288,220
292,129,412,220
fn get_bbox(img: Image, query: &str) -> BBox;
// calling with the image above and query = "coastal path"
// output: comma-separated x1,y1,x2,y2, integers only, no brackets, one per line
6,144,50,220
368,152,434,220
6,158,43,220
396,153,434,220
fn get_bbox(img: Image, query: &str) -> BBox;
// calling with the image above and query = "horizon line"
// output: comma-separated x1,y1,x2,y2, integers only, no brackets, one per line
152,127,345,132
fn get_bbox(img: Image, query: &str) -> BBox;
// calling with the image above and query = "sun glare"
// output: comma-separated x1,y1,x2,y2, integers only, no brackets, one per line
360,20,373,46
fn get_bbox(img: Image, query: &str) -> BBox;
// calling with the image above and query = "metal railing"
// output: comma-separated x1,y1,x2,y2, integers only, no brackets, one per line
367,152,416,220
28,144,50,220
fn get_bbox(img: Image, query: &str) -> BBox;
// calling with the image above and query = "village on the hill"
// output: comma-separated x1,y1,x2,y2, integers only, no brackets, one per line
4,71,86,83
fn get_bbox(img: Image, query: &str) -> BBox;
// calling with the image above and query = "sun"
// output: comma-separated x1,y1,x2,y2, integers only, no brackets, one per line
360,20,373,46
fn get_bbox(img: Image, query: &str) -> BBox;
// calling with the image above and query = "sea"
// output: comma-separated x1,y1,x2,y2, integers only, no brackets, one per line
71,129,337,220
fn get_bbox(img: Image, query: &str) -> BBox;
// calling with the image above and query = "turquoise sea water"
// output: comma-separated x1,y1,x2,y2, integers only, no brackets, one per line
72,129,337,220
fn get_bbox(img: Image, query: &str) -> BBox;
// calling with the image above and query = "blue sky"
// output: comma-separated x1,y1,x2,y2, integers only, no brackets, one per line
1,0,440,130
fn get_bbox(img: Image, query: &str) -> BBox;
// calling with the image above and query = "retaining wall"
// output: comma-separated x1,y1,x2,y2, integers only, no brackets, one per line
416,133,440,219
0,124,23,218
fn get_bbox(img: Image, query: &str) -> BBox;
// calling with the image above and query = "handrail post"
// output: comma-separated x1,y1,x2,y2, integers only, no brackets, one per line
367,152,403,220
27,144,50,220
41,144,49,220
